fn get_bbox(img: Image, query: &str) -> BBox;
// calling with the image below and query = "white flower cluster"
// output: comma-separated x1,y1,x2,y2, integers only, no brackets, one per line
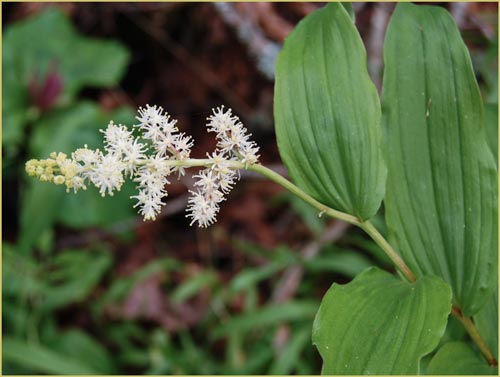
131,105,193,220
186,107,260,227
26,105,260,226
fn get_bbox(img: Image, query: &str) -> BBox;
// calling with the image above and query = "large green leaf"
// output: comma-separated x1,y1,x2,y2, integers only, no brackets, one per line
382,3,498,316
2,7,129,148
427,342,497,375
274,3,385,220
312,267,451,375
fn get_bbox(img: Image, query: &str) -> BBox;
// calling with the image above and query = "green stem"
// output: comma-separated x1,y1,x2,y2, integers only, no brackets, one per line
246,164,416,282
451,306,497,366
247,164,361,226
359,221,416,283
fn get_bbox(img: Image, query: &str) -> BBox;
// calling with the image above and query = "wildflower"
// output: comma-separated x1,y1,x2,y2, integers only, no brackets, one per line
25,105,259,226
186,190,219,227
206,106,260,165
89,153,125,197
185,107,259,226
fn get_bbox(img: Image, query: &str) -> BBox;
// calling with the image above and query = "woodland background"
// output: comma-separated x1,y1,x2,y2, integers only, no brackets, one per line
2,2,498,374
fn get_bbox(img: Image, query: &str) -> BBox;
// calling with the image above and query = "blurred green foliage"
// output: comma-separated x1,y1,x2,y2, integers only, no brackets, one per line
2,5,497,376
2,7,136,252
3,7,129,150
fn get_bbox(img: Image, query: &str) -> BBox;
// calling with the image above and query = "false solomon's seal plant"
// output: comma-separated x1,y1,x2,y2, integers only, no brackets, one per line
26,3,497,375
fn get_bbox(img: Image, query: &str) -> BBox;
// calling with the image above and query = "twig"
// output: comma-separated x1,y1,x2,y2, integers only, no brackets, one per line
367,3,393,92
450,2,470,30
213,3,281,80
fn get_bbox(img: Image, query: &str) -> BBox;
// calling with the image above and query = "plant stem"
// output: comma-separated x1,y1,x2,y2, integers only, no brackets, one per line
359,221,417,283
180,160,496,365
246,164,416,282
247,164,361,226
451,306,498,366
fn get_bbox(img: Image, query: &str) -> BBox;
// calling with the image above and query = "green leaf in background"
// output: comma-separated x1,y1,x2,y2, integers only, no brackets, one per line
304,245,374,278
2,7,129,148
3,337,100,374
382,3,498,316
427,341,497,375
40,248,112,311
95,258,180,312
269,327,311,375
312,267,451,375
20,102,136,252
228,261,286,294
212,300,318,339
50,329,117,374
171,270,219,303
274,3,386,220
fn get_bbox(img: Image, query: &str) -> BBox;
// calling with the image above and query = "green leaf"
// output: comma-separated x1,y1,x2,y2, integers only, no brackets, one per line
3,337,100,374
50,329,117,374
171,270,218,303
269,327,311,375
96,258,180,311
382,3,498,316
304,246,374,278
274,3,386,220
427,342,497,375
2,244,43,298
229,261,286,294
312,267,452,375
474,288,498,359
2,7,129,148
40,248,112,311
212,300,318,339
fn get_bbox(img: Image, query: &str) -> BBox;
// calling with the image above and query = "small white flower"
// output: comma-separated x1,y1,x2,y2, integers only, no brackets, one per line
122,139,147,177
68,175,87,193
153,132,178,157
73,145,102,166
89,153,125,196
239,143,260,167
136,104,167,127
186,190,219,228
131,189,165,221
101,121,133,153
174,133,194,158
131,155,171,220
207,106,238,136
193,170,218,191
